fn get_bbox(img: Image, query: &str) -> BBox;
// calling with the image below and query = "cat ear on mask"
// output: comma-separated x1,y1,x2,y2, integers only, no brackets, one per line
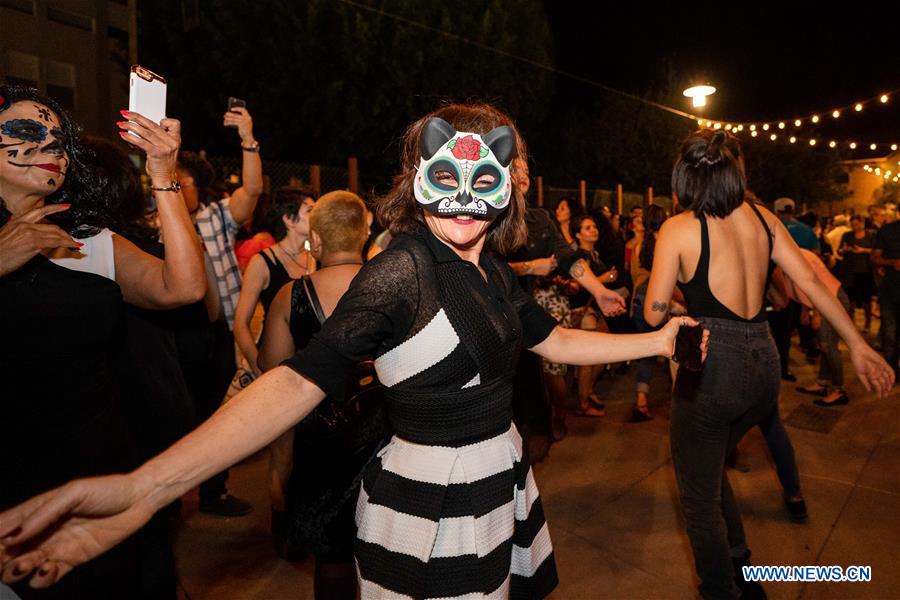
481,126,516,167
420,118,457,160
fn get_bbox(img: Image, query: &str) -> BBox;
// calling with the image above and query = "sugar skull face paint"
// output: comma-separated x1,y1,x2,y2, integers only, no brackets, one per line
0,102,69,194
414,118,516,218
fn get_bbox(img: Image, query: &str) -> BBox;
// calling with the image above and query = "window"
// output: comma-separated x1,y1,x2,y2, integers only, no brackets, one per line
47,6,95,32
46,60,77,110
4,50,39,88
0,0,34,15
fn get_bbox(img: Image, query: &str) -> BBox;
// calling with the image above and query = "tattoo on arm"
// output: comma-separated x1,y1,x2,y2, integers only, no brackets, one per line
569,260,586,278
651,301,669,312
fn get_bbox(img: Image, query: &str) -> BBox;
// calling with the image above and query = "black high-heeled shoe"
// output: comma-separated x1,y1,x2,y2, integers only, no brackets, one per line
630,404,652,422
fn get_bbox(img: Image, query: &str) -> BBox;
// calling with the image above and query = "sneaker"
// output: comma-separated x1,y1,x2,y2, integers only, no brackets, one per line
200,493,253,517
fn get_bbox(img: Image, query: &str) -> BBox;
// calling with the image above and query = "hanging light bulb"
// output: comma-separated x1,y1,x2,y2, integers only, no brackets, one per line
789,136,797,143
855,103,863,112
713,122,722,129
778,122,786,129
725,123,733,130
828,140,837,148
794,119,802,127
683,85,717,108
881,94,889,103
811,115,820,123
770,134,777,141
749,124,756,131
870,143,877,150
832,110,841,118
736,125,744,131
875,168,881,175
892,144,898,151
751,131,758,137
849,142,857,149
809,139,817,146
763,123,770,131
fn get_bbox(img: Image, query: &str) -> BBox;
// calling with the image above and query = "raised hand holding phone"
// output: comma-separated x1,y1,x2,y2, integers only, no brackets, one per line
128,65,166,125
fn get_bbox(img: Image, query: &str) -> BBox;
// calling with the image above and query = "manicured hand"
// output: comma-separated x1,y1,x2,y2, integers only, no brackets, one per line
0,204,80,277
117,111,181,182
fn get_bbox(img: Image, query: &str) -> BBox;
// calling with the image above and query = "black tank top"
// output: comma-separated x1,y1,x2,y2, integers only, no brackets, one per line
677,202,774,323
259,249,294,320
288,277,323,350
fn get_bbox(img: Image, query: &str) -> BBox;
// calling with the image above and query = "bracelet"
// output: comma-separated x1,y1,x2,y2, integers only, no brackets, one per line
241,140,260,153
150,180,182,193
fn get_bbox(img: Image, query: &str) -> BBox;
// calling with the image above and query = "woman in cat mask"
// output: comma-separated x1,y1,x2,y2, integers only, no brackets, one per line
1,103,706,598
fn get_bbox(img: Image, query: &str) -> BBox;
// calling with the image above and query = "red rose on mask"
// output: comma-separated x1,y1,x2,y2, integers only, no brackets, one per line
451,135,481,161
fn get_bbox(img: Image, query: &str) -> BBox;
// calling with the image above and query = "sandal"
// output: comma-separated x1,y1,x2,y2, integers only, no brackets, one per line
573,405,606,417
631,404,652,422
796,385,828,397
588,393,606,410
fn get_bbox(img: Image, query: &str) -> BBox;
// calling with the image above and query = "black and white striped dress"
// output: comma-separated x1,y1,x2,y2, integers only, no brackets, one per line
284,225,559,598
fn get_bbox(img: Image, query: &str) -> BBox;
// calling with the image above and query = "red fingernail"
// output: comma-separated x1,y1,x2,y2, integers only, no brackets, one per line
118,131,129,137
120,110,130,116
116,121,128,127
60,203,71,208
75,242,84,247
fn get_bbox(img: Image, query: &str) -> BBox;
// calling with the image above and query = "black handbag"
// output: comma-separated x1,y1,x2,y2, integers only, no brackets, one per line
300,275,389,449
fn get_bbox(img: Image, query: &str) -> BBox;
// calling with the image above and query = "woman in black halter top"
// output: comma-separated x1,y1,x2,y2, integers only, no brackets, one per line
644,130,893,600
233,186,316,376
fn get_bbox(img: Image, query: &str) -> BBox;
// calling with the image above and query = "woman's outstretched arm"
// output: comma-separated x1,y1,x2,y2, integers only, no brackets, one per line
0,367,324,588
530,317,707,366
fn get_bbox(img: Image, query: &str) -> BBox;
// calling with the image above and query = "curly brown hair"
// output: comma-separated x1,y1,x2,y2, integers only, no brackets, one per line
375,103,528,254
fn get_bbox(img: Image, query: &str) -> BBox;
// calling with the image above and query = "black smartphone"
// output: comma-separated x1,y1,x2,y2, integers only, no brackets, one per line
226,97,246,127
674,324,703,372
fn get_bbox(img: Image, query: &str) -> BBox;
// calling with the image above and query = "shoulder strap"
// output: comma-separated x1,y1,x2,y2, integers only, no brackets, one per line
301,275,326,325
697,214,711,275
260,248,277,270
748,202,774,257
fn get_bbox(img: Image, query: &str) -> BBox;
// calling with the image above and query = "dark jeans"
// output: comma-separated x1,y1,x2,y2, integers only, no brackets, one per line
198,320,237,500
881,281,900,379
758,405,801,498
767,306,792,375
671,317,780,599
817,289,851,388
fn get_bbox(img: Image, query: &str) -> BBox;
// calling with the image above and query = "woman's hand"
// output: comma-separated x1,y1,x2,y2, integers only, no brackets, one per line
0,474,153,589
223,106,255,145
0,204,79,277
849,343,895,397
659,316,710,361
117,112,181,182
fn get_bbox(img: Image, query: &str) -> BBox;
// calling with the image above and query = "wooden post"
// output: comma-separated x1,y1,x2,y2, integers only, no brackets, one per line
536,176,544,207
347,157,359,193
579,180,587,208
616,183,623,214
310,165,321,196
646,186,653,208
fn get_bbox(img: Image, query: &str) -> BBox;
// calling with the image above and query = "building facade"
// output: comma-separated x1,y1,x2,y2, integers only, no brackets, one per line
0,0,137,137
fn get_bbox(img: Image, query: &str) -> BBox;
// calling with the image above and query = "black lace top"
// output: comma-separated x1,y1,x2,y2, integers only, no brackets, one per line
283,224,558,445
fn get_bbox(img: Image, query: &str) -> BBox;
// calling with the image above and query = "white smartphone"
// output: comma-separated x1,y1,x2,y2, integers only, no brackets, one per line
128,65,167,124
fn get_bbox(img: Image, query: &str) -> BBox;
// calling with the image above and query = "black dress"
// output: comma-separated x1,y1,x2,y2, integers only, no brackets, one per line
0,256,141,599
283,277,386,563
283,225,560,599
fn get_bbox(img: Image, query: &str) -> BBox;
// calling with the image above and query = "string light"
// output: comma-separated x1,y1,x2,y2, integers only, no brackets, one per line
778,121,786,129
713,122,722,129
871,143,877,150
763,123,770,131
829,140,836,148
770,133,777,140
794,119,802,127
809,139,816,146
854,103,863,111
789,136,797,143
849,142,857,149
892,144,898,151
751,131,758,137
832,110,841,118
811,115,820,123
881,94,890,103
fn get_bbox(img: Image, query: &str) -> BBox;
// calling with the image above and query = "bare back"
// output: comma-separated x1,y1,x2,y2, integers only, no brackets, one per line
675,202,775,321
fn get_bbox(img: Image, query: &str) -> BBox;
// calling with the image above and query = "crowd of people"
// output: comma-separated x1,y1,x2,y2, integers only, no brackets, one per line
0,83,896,600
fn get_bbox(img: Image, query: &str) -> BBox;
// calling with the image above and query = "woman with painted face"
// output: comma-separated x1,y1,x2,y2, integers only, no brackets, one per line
0,103,707,598
0,85,203,598
644,129,893,599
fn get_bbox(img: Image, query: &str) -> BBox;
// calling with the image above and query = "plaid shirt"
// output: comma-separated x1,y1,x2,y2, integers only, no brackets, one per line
196,197,241,329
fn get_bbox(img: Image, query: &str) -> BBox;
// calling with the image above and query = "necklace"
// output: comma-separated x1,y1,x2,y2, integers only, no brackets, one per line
278,241,311,273
319,260,363,268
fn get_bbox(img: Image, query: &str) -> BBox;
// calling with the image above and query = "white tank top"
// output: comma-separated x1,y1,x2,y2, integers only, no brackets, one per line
50,228,117,281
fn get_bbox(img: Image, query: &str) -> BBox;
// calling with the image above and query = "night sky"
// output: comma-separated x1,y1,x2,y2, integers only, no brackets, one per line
544,3,900,155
